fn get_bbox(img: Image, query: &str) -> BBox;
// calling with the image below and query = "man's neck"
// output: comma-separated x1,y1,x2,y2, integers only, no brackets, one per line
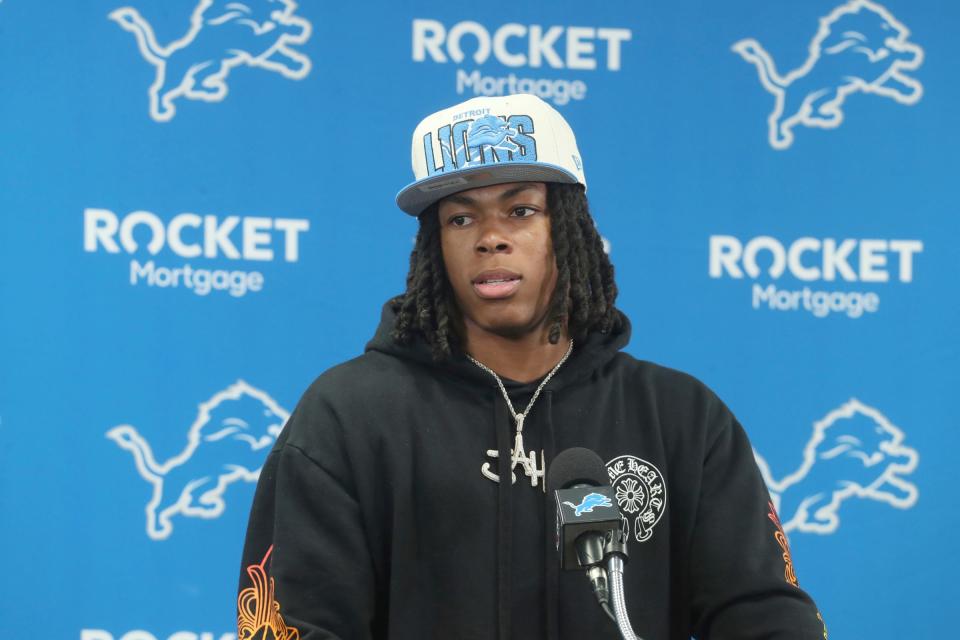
464,325,572,384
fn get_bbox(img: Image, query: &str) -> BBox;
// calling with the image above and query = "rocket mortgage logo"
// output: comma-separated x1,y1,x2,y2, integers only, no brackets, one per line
709,234,923,319
412,18,632,106
84,207,310,298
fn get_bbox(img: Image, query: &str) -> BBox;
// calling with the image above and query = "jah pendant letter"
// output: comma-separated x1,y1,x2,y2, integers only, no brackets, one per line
480,431,545,491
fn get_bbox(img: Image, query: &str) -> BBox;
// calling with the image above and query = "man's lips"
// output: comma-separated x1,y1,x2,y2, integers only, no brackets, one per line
472,269,522,299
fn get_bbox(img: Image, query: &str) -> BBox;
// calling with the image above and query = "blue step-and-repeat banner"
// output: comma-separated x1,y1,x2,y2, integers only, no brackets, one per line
1,1,956,638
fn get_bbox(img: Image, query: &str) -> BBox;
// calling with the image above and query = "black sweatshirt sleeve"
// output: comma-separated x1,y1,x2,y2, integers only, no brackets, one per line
688,406,827,639
237,394,379,640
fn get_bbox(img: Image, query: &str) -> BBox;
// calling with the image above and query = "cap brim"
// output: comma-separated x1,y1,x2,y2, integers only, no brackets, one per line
395,162,580,217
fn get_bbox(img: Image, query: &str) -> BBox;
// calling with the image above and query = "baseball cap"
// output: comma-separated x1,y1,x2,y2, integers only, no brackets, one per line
396,94,586,216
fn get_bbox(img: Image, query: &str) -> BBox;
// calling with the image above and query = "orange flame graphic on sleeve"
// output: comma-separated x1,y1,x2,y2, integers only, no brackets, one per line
238,545,300,640
767,500,799,587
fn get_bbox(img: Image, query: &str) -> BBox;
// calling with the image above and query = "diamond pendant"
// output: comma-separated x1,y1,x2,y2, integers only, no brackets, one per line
480,414,546,491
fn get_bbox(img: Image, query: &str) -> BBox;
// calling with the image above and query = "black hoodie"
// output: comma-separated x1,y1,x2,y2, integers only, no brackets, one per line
238,303,826,640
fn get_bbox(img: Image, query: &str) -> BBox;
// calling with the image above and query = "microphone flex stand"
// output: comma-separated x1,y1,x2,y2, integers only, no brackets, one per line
604,532,641,640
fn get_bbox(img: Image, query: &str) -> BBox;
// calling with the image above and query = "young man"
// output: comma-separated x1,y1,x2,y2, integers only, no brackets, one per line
238,94,826,639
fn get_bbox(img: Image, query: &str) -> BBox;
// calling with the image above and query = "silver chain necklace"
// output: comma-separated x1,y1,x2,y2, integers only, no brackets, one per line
468,339,573,491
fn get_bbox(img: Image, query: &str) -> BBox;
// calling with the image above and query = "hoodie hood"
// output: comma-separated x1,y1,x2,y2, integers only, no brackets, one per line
365,299,632,391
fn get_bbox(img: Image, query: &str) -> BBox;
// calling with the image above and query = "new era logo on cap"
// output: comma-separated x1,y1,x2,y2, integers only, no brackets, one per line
396,94,586,216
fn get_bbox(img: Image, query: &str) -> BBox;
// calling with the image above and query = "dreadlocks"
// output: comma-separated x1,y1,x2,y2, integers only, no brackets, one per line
391,182,619,360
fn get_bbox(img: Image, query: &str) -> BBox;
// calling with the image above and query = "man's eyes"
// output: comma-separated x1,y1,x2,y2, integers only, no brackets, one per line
446,207,538,226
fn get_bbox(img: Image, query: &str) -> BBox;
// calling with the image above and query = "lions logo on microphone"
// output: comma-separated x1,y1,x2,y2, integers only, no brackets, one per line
563,492,613,517
606,455,667,542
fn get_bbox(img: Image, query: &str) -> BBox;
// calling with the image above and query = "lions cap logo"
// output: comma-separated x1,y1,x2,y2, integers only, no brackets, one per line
108,379,289,540
755,398,919,534
110,0,312,122
458,115,525,166
733,0,923,149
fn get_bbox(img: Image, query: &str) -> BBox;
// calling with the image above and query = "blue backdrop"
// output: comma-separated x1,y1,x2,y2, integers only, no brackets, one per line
1,1,956,638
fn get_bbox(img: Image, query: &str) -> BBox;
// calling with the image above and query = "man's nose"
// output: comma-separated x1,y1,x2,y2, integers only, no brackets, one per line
475,219,512,254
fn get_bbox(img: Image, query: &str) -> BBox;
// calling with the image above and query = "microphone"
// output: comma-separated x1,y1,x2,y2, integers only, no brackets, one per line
546,447,621,571
547,448,641,640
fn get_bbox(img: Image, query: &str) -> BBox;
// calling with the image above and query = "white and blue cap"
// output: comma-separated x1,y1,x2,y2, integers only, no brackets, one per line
396,94,586,216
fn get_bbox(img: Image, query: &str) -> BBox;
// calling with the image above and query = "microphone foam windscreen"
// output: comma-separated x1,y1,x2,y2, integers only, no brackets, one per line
546,447,609,493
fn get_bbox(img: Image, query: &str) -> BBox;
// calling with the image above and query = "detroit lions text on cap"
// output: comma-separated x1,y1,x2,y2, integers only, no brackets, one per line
423,113,538,176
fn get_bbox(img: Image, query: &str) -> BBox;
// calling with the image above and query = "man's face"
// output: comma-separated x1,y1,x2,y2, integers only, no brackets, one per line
438,181,557,341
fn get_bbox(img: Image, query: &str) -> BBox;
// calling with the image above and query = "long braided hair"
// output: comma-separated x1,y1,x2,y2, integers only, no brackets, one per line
391,182,619,359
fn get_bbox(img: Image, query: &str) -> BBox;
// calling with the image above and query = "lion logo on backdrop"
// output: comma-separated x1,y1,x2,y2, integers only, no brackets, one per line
110,0,312,122
755,398,918,534
732,0,923,149
107,379,289,540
